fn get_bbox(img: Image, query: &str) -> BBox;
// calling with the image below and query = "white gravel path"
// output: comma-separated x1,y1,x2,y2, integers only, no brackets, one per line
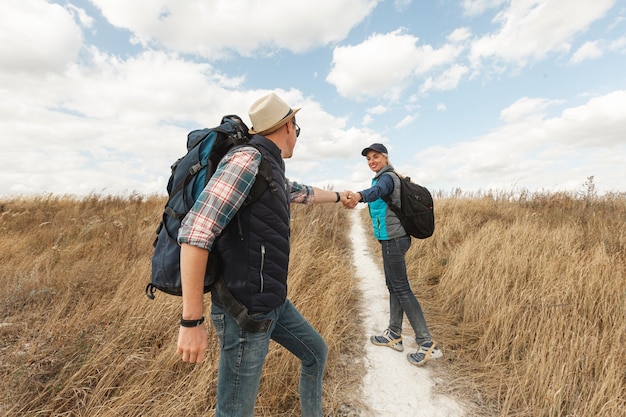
349,209,465,417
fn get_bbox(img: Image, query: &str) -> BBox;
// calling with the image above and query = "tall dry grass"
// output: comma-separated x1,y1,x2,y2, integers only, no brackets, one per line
3,190,624,417
0,196,364,416
361,190,625,416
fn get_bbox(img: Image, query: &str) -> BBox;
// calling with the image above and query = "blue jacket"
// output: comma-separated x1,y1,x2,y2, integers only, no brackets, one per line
212,135,290,313
360,165,406,240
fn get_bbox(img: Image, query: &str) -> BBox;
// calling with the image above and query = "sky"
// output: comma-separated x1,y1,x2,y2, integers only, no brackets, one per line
1,0,625,198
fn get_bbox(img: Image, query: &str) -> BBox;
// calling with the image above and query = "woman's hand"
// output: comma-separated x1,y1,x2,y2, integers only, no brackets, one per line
343,191,361,209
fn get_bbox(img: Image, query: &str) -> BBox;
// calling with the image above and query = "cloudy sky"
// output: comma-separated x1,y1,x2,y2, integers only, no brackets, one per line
1,0,625,197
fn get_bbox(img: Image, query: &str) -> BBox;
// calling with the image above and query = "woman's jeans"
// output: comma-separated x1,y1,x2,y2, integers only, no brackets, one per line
211,299,328,417
380,235,432,345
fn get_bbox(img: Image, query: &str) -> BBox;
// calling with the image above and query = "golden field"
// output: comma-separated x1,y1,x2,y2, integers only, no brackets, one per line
0,189,624,416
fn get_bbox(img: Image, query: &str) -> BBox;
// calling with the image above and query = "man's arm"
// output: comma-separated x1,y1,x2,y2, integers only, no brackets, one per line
288,180,349,204
176,148,261,364
312,187,348,204
177,243,209,363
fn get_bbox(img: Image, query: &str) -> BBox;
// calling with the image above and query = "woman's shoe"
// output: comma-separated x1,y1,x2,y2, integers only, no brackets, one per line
370,329,403,352
407,340,442,366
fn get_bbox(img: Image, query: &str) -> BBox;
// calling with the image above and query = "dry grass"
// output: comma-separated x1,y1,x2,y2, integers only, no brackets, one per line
362,190,625,417
2,191,624,416
0,196,363,416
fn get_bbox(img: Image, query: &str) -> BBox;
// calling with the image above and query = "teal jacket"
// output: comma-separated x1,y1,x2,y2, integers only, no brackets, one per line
359,165,406,240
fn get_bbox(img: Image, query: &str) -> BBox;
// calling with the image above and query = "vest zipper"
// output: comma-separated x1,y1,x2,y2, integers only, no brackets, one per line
259,244,266,292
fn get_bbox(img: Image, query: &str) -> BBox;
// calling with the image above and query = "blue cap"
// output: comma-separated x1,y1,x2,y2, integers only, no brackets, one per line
361,143,388,156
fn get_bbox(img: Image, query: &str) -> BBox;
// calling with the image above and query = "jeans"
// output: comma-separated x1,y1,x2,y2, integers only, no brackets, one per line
211,299,328,417
380,235,432,345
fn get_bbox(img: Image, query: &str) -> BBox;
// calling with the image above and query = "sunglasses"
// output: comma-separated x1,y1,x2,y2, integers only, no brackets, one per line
292,117,300,138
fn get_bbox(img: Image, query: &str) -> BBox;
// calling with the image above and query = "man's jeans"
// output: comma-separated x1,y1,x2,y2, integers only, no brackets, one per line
211,299,328,417
380,235,432,345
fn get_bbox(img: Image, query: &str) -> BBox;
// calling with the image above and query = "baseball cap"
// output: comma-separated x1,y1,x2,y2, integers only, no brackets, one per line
361,143,388,156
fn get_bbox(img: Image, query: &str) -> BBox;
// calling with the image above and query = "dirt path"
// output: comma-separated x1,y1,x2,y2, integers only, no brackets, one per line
349,209,465,417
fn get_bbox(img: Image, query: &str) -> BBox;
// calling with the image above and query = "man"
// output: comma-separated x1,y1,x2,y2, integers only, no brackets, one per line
176,92,346,417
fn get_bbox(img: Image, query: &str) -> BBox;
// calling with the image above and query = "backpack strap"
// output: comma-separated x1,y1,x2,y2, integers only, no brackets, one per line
381,170,401,209
208,257,272,333
239,144,280,205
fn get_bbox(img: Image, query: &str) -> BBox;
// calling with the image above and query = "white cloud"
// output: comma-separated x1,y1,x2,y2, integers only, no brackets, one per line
544,90,626,148
327,30,417,99
327,29,464,99
393,0,412,12
607,13,625,32
499,97,563,124
367,105,389,115
470,0,616,68
609,35,626,53
287,98,383,166
415,90,626,193
448,27,472,43
461,0,508,17
0,0,623,197
420,64,469,93
0,34,377,196
0,45,260,195
61,49,249,122
0,2,375,197
359,105,388,128
66,4,95,29
396,114,416,129
89,0,378,58
0,0,82,73
570,41,604,63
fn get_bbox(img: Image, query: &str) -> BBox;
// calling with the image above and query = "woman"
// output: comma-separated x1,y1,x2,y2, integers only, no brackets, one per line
347,143,442,367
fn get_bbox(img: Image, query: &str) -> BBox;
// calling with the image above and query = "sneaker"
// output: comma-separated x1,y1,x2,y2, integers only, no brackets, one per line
407,340,443,366
370,329,403,352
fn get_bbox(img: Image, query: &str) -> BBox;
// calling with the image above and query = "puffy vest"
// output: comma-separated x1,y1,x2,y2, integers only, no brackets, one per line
368,165,406,240
212,135,290,313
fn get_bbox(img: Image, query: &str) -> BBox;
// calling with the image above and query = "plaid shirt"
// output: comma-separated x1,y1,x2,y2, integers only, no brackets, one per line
178,146,314,251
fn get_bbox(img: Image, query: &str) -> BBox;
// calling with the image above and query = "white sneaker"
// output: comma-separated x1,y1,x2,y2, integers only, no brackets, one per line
407,340,443,366
370,329,404,352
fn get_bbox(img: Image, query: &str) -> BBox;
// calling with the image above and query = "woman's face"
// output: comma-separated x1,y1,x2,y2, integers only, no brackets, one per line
365,151,388,172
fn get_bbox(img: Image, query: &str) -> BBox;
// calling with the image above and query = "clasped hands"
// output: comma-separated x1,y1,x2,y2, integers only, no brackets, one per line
338,191,360,209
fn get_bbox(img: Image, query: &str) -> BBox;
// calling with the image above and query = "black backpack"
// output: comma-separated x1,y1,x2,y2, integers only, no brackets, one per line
146,115,274,333
382,171,435,239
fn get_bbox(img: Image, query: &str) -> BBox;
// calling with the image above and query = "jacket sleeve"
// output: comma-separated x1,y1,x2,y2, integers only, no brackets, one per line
287,179,315,204
359,173,394,203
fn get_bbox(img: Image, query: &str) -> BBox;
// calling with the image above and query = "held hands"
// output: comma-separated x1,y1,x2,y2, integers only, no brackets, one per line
342,191,361,209
334,191,353,207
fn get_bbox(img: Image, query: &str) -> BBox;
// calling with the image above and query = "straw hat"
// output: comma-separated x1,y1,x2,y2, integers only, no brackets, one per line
248,92,301,135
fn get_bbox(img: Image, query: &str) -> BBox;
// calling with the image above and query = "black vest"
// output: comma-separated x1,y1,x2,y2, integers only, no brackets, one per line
212,135,290,313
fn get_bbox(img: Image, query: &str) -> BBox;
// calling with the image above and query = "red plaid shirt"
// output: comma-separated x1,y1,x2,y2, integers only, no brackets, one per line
178,146,314,250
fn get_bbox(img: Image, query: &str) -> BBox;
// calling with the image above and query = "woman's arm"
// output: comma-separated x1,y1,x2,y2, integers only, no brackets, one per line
356,173,395,203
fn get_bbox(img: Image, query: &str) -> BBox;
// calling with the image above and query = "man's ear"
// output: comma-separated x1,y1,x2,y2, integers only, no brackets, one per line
284,121,292,135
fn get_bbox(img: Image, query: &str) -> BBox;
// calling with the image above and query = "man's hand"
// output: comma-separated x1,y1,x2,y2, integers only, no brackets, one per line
338,191,349,205
176,324,209,363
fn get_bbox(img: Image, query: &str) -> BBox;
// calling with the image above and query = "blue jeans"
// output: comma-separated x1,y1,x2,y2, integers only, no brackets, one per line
211,299,328,417
380,235,432,345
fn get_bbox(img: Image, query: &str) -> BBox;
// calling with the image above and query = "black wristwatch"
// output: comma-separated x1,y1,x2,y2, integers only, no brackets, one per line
180,316,205,327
